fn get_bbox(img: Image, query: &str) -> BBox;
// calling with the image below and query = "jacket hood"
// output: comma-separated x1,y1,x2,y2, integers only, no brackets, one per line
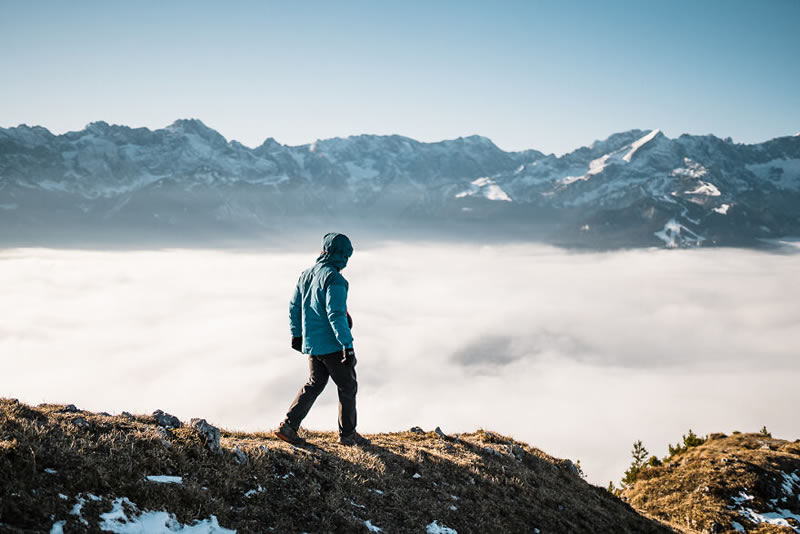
316,233,353,271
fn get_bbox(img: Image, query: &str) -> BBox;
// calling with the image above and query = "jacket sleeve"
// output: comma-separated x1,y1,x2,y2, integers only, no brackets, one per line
325,282,353,348
289,277,302,338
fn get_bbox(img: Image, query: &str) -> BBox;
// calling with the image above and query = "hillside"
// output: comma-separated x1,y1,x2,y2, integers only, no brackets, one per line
0,398,672,533
1,121,799,248
622,433,800,533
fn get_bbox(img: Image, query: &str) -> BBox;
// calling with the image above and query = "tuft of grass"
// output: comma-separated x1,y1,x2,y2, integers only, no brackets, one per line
0,398,674,533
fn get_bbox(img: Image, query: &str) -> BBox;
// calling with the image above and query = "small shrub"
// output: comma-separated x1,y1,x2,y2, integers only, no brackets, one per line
759,426,771,437
621,440,649,488
666,429,705,460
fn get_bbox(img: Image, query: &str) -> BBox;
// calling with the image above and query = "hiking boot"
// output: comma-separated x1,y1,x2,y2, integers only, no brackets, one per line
339,432,370,446
275,422,306,446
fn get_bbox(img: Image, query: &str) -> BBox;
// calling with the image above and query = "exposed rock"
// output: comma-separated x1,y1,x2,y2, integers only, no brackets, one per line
120,411,135,421
434,427,447,439
409,426,424,434
155,427,172,448
152,409,182,429
190,418,222,455
563,460,581,477
71,417,89,429
483,446,504,458
233,447,248,465
59,404,79,413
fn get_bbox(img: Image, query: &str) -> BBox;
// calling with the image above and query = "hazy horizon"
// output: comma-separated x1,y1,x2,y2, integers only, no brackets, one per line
2,240,798,486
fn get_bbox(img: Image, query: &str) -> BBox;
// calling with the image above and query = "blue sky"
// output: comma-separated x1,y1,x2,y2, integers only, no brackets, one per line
1,0,798,153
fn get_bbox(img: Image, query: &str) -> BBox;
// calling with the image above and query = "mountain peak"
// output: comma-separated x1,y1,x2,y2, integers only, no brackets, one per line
437,134,500,151
166,118,227,145
167,118,212,132
83,121,113,135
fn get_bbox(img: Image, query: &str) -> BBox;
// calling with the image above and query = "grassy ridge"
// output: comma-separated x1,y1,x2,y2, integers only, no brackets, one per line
0,398,671,533
622,433,800,533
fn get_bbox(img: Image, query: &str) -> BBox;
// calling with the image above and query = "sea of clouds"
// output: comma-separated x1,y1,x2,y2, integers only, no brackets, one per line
1,241,798,485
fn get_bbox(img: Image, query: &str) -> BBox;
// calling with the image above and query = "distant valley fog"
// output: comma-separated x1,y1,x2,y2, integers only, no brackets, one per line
1,240,798,486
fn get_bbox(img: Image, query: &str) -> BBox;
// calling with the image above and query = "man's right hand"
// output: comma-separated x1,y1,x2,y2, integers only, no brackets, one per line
291,337,302,352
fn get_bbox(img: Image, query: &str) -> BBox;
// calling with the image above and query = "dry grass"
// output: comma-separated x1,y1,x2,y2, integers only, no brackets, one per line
623,433,800,534
0,398,673,533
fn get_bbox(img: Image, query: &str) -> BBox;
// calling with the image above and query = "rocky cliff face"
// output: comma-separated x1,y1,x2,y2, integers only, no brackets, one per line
1,120,798,248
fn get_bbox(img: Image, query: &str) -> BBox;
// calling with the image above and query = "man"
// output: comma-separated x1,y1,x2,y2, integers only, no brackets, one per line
275,232,370,447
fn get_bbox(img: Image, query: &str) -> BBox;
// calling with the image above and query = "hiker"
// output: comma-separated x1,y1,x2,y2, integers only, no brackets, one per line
275,232,370,447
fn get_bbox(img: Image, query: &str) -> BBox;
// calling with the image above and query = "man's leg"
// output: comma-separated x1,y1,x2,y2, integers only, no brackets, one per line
323,354,358,437
284,355,329,430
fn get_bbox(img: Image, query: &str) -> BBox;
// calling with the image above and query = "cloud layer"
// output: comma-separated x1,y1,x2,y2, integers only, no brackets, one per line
1,242,798,485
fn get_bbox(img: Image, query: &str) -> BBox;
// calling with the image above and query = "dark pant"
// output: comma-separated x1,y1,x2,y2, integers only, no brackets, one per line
285,351,358,436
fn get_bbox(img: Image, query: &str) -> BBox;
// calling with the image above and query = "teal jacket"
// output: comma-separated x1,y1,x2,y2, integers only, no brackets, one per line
289,233,354,355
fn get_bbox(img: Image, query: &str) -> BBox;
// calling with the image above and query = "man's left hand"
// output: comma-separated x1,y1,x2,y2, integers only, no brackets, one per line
342,347,356,366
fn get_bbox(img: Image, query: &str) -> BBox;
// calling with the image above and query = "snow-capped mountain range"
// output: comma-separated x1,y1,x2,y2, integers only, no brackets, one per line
1,119,799,248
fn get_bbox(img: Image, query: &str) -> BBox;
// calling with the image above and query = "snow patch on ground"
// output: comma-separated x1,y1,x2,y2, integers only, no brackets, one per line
782,471,800,497
146,475,183,484
587,154,610,175
560,154,612,185
364,519,383,532
654,218,705,248
243,485,265,497
736,507,800,532
713,203,730,215
455,177,511,202
685,181,721,196
99,497,235,533
730,489,800,532
50,520,66,534
746,158,800,191
427,521,458,534
671,158,708,179
623,129,660,163
70,496,89,525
